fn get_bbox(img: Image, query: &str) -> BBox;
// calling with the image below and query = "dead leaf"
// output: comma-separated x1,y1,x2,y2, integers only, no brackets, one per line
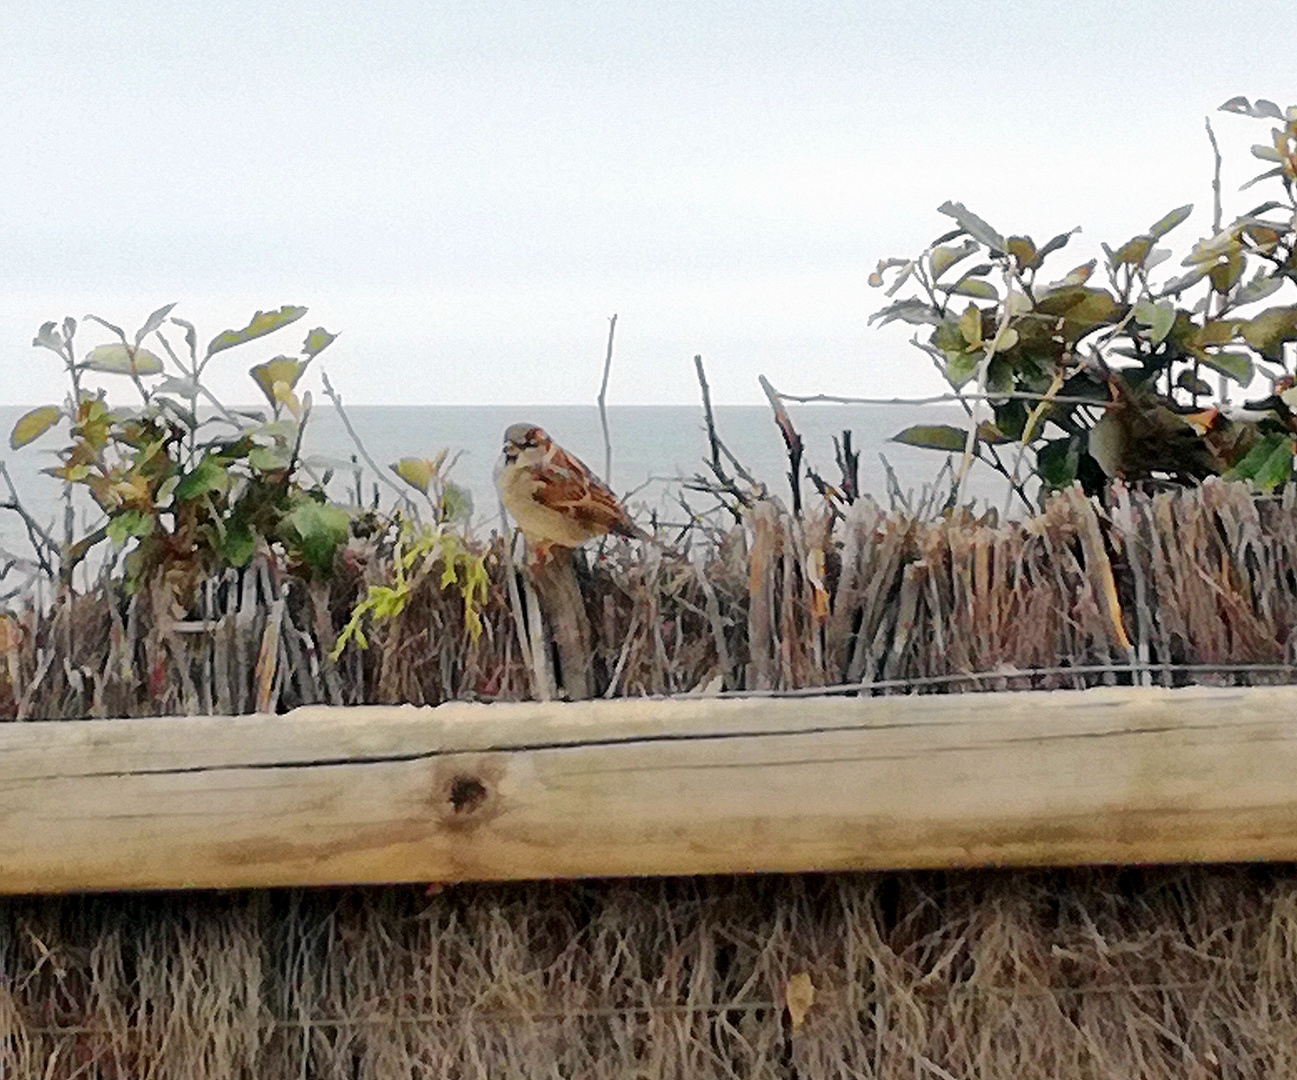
784,972,815,1032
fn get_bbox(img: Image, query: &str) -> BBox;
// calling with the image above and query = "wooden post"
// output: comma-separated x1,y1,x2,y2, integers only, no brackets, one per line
527,547,593,700
5,686,1297,893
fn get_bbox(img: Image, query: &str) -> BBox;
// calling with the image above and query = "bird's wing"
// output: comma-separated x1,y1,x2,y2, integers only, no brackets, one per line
528,445,645,538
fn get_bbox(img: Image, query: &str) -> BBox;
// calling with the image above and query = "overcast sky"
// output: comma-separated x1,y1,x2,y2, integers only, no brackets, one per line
1,0,1293,406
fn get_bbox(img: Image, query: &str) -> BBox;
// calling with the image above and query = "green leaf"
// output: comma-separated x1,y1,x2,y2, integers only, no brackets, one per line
82,343,164,375
990,326,1019,353
936,201,1005,252
1107,235,1153,266
440,480,474,524
175,456,229,501
1236,271,1283,306
947,279,999,300
392,456,435,494
1036,228,1079,261
301,326,337,359
1225,432,1292,488
929,240,978,280
206,305,308,358
1183,229,1240,267
1241,166,1286,191
1148,204,1193,240
32,321,63,355
1133,298,1176,345
1037,435,1081,488
134,302,178,346
1176,370,1214,396
1252,143,1283,163
1159,266,1211,295
883,259,917,297
247,445,291,472
1240,305,1297,358
9,405,62,449
890,424,968,452
282,501,350,575
215,519,256,568
957,304,982,347
1004,235,1037,270
946,349,981,389
869,298,942,328
1197,349,1254,384
1193,320,1239,347
106,508,154,547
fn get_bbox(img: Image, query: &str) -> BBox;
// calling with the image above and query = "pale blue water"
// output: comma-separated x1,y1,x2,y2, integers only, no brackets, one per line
0,404,1017,565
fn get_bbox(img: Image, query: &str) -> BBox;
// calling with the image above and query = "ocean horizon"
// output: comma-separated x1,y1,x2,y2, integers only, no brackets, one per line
0,403,1019,564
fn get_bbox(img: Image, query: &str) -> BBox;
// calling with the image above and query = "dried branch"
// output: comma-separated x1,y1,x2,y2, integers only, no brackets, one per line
598,314,617,485
318,370,417,513
758,375,804,516
0,462,56,578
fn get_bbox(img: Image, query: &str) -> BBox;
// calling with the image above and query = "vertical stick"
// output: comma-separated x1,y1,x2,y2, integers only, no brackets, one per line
598,313,618,485
528,548,593,701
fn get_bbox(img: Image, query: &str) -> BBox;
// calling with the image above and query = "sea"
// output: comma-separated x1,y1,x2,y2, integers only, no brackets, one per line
0,403,1018,565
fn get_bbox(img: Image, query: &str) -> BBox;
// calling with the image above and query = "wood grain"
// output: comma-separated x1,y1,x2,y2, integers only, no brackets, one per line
3,685,1297,893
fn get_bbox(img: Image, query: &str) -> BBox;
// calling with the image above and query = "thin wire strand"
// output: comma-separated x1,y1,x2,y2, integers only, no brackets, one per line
772,389,1116,408
708,662,1297,699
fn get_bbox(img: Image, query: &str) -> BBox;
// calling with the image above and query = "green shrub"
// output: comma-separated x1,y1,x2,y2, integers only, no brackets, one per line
870,96,1297,500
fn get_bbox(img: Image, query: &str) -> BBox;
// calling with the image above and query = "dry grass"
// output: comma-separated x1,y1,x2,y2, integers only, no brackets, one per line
4,868,1297,1078
5,477,1297,716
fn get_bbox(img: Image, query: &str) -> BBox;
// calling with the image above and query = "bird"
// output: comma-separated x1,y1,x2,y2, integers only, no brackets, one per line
494,424,649,561
1086,374,1226,484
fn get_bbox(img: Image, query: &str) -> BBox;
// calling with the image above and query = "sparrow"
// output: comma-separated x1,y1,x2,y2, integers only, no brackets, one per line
494,424,649,559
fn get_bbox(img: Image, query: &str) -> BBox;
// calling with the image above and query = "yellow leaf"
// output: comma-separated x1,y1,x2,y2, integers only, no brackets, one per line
250,356,306,406
991,326,1019,352
785,972,815,1033
958,304,982,348
9,405,61,449
207,305,308,357
392,456,435,494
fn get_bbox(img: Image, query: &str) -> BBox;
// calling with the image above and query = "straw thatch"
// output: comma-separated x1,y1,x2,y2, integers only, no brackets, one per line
5,867,1297,1078
4,477,1297,717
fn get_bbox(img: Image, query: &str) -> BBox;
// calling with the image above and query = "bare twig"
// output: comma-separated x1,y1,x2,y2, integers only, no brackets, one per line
1205,116,1223,234
318,370,417,513
833,431,859,504
598,314,617,485
0,462,56,577
694,354,724,476
1205,116,1228,402
758,375,804,516
691,355,759,511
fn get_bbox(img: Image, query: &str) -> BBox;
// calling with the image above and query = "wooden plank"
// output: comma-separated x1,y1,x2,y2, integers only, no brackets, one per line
3,685,1297,893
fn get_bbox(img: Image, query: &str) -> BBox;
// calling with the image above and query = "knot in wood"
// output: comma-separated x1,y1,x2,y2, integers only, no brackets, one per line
448,774,488,815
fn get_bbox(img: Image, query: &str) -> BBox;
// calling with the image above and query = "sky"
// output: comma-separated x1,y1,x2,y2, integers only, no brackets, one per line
0,0,1293,406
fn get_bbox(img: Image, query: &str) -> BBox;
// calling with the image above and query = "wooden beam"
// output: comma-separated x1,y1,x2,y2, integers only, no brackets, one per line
3,685,1297,893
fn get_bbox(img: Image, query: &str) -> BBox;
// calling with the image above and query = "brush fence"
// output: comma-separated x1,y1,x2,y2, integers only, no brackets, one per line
4,685,1297,894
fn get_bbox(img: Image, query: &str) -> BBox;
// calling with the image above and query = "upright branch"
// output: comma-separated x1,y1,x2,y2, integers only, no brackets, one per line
1205,116,1223,234
319,371,418,514
598,313,617,486
694,354,724,475
0,463,56,579
833,431,859,503
688,355,759,516
758,375,804,516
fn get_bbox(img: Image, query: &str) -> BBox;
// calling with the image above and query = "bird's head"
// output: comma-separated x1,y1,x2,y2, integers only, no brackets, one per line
501,423,547,462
